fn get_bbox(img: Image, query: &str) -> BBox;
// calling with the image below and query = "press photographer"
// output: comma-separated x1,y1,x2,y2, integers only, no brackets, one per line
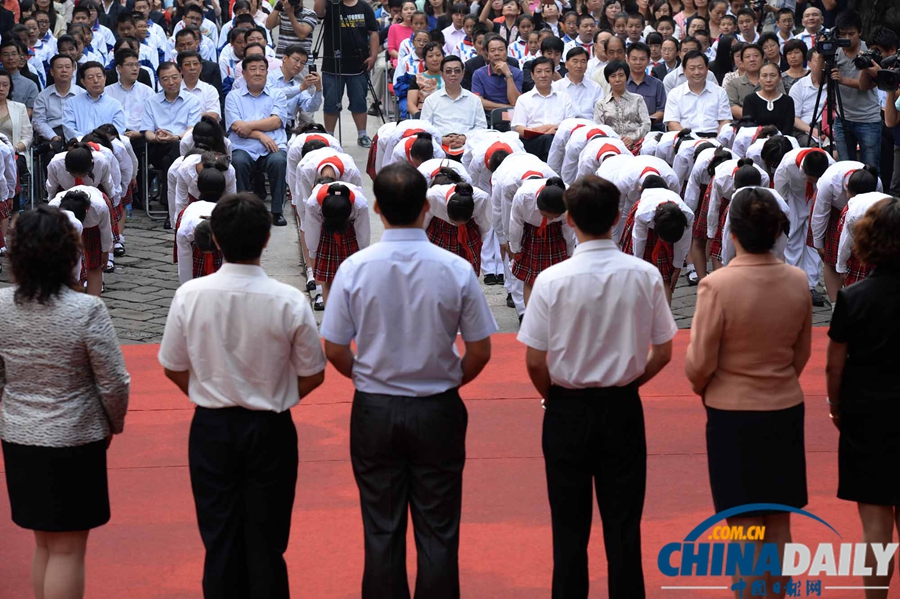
313,0,380,148
267,0,318,58
858,26,900,194
829,10,882,171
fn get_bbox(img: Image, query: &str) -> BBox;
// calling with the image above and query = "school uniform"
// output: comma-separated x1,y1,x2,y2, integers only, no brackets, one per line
508,179,576,285
507,37,531,67
174,200,222,285
380,119,443,169
671,138,722,192
707,160,771,260
166,156,186,224
596,155,681,243
303,183,371,283
372,121,399,175
652,129,686,165
425,184,492,273
639,130,663,158
173,155,238,221
45,150,117,203
562,38,593,60
49,185,114,278
388,134,447,167
620,188,694,281
732,125,767,159
836,192,893,285
517,237,677,599
463,130,525,192
294,148,363,221
774,147,835,289
417,159,471,185
0,139,15,221
392,52,425,86
558,123,620,184
573,138,630,182
453,38,478,63
810,161,882,267
320,228,497,599
286,132,343,201
158,262,326,599
745,134,799,170
721,187,790,265
546,117,596,174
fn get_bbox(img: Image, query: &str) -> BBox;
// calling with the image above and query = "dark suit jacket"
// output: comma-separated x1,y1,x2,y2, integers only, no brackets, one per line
0,7,14,39
201,59,225,113
521,61,566,93
651,60,678,81
103,66,154,89
463,55,519,91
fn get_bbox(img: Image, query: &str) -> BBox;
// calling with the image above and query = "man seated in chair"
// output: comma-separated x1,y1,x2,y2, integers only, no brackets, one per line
224,54,290,226
511,57,575,161
471,34,522,131
141,61,202,179
421,55,486,159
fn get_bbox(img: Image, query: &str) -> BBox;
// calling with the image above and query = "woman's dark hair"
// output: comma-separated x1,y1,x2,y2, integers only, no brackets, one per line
674,128,697,154
446,182,475,223
846,166,878,196
209,192,271,262
10,205,81,305
424,0,448,17
564,174,620,235
733,158,761,188
760,135,793,172
854,197,900,270
321,183,354,234
373,163,428,226
654,202,688,244
487,149,510,172
641,174,669,190
710,34,736,84
707,147,732,178
82,131,113,152
301,139,328,156
423,41,444,62
409,132,434,163
729,187,788,254
58,189,90,221
197,168,226,200
296,122,327,135
0,69,13,97
191,116,228,154
65,144,94,176
199,150,230,172
756,124,780,140
692,141,716,162
536,177,566,215
801,151,829,179
193,220,216,252
95,123,121,141
431,166,462,186
603,59,629,81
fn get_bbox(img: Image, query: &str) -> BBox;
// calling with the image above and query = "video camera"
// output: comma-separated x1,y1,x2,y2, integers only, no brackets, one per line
875,52,900,92
815,30,851,59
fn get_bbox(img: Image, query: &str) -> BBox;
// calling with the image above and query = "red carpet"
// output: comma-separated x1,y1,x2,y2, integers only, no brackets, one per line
0,330,877,598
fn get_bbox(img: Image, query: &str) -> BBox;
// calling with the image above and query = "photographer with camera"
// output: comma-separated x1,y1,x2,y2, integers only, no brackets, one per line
313,0,380,148
267,0,318,58
858,26,900,194
829,10,882,172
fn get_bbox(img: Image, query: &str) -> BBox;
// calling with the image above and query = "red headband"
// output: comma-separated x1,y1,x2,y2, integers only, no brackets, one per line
306,134,329,146
402,128,425,139
522,170,544,180
596,143,620,161
484,141,513,168
445,185,457,200
318,155,345,177
639,166,660,180
795,147,826,169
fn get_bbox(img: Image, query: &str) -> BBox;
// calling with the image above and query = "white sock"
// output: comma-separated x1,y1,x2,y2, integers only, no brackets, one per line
315,285,323,296
306,267,314,281
108,251,114,261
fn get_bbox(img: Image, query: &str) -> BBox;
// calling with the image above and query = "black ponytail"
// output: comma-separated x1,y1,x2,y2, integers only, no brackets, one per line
321,183,353,234
847,166,878,196
409,132,434,163
431,166,463,186
447,182,475,223
707,147,732,178
734,158,761,189
536,177,566,215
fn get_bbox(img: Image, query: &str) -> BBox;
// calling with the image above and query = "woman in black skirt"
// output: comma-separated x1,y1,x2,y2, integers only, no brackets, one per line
686,187,812,598
0,206,130,599
827,196,900,599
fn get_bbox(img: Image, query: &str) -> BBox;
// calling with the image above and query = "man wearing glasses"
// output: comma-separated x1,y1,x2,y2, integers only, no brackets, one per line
105,49,156,142
421,55,487,155
140,61,202,179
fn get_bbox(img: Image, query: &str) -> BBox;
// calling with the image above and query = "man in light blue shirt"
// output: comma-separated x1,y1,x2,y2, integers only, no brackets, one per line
266,45,322,125
33,54,84,143
224,55,289,225
62,61,126,141
321,162,496,599
140,61,202,174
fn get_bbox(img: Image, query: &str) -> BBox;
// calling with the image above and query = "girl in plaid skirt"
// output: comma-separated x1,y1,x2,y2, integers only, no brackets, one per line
424,182,492,274
389,131,442,169
49,187,114,297
508,177,575,306
809,164,880,302
304,182,371,311
174,169,226,285
688,146,733,284
835,191,894,287
707,158,770,271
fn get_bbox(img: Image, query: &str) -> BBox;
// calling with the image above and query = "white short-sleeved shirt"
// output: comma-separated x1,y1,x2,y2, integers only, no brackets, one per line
788,74,821,124
174,200,215,285
510,87,576,130
630,188,695,268
574,137,631,182
517,239,678,388
321,228,498,397
707,159,771,239
465,132,526,192
552,76,604,121
49,186,114,253
721,187,790,265
546,117,598,173
303,183,371,257
663,80,731,134
418,159,472,185
836,192,893,274
508,179,576,256
158,264,327,412
810,161,881,249
425,184,492,240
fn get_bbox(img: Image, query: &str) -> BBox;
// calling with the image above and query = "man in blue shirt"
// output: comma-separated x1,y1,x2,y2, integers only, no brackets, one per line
471,35,522,127
62,61,126,141
140,61,202,178
224,55,290,226
626,42,667,132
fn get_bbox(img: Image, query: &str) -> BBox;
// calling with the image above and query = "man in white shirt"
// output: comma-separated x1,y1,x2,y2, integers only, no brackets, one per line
104,48,156,141
321,162,495,599
421,55,487,155
552,46,603,120
789,47,824,142
178,50,220,120
518,174,675,599
512,56,575,161
793,6,824,49
159,192,326,599
664,51,731,135
662,37,718,94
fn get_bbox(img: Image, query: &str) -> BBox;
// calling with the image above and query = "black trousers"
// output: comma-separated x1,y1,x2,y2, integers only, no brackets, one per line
350,389,467,599
543,384,647,599
523,133,554,162
147,140,181,173
188,406,298,599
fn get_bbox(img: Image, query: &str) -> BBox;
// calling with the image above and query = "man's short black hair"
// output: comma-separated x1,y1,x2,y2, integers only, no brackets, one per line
283,44,309,58
116,12,135,26
242,54,269,71
183,4,205,17
736,7,757,21
175,27,199,42
176,50,202,67
834,9,861,33
870,26,899,52
441,55,463,70
540,36,564,55
740,43,763,60
78,61,105,80
626,41,650,58
564,175,620,236
485,34,508,50
209,193,271,262
156,61,179,77
682,49,709,67
373,163,427,226
565,46,589,61
530,56,554,73
115,48,139,66
49,53,75,69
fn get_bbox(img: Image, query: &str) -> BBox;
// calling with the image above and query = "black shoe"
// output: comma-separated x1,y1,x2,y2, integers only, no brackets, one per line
163,218,171,230
314,294,324,311
496,274,504,285
506,293,515,308
273,214,287,226
484,273,497,285
367,104,380,116
306,279,317,292
103,259,115,274
113,242,125,257
810,288,825,307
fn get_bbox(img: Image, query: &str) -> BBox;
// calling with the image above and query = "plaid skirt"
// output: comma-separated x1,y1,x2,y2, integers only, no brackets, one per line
620,203,676,280
0,198,12,220
191,243,223,279
809,206,842,266
82,226,103,271
173,207,187,263
511,221,568,286
426,217,482,274
366,134,378,179
124,181,135,207
708,198,730,262
692,182,711,240
111,200,124,225
630,138,644,156
314,223,360,283
836,209,873,285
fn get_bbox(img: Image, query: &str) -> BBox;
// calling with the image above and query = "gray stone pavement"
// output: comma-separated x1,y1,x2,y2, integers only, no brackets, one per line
0,110,833,343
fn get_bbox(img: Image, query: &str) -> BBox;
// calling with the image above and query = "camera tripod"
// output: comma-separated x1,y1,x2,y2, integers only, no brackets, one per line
311,1,386,145
807,50,849,153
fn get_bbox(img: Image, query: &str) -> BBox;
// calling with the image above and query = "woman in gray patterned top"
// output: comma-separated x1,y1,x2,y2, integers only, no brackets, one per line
0,203,130,599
